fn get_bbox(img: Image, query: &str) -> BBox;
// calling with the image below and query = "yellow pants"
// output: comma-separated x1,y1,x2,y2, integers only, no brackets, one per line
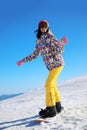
45,66,64,107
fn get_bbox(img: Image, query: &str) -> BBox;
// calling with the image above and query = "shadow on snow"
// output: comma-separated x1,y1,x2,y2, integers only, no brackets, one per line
0,115,39,129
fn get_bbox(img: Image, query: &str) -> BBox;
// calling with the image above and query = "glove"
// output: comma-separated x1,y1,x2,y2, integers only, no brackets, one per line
61,36,68,44
16,59,25,66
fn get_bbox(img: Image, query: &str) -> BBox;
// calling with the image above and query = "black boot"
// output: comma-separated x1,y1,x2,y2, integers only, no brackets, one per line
39,106,56,118
56,102,64,113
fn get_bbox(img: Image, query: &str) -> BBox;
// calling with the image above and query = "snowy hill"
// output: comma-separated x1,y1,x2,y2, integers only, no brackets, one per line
0,93,23,101
0,75,87,130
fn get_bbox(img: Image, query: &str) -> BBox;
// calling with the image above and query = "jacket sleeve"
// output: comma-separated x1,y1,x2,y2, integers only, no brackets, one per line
50,34,64,54
24,43,40,62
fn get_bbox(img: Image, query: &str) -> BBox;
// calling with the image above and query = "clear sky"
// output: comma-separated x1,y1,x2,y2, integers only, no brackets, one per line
0,0,87,94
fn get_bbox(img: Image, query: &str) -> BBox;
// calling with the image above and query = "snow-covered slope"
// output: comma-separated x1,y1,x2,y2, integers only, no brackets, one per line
0,75,87,130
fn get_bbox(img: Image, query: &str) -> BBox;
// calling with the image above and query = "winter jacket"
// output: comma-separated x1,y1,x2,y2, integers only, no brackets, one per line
24,32,64,71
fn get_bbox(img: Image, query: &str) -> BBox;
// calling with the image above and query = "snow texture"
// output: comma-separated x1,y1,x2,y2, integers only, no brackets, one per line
0,75,87,130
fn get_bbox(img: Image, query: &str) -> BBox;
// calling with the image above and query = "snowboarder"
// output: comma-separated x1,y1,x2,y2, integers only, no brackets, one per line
16,20,68,118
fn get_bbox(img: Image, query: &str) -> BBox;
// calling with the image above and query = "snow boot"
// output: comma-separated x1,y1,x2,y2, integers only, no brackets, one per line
39,106,56,118
56,102,64,113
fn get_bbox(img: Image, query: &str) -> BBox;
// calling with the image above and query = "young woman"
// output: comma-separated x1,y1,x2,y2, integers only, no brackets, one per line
17,20,68,118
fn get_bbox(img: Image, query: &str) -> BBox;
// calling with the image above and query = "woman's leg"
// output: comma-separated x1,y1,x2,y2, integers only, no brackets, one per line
45,66,64,107
54,83,61,103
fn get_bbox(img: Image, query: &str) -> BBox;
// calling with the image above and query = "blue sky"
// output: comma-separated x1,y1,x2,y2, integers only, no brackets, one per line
0,0,87,94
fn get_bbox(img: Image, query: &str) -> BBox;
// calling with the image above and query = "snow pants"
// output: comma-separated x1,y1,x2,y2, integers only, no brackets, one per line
45,66,64,107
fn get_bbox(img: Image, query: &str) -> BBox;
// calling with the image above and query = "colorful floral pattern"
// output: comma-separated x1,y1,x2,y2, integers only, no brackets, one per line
24,33,64,70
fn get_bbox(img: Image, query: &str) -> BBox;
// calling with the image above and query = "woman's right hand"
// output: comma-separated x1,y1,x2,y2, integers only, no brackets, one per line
16,59,25,66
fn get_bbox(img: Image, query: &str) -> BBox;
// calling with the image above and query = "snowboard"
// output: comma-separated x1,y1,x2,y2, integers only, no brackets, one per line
32,107,64,123
32,118,49,123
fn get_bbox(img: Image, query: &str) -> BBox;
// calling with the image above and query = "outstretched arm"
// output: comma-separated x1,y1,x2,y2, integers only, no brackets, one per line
16,44,40,66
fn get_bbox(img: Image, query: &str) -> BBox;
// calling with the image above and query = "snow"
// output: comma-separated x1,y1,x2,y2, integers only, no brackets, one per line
0,75,87,130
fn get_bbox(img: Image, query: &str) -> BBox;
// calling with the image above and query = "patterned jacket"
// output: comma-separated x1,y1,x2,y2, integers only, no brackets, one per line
24,32,64,71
